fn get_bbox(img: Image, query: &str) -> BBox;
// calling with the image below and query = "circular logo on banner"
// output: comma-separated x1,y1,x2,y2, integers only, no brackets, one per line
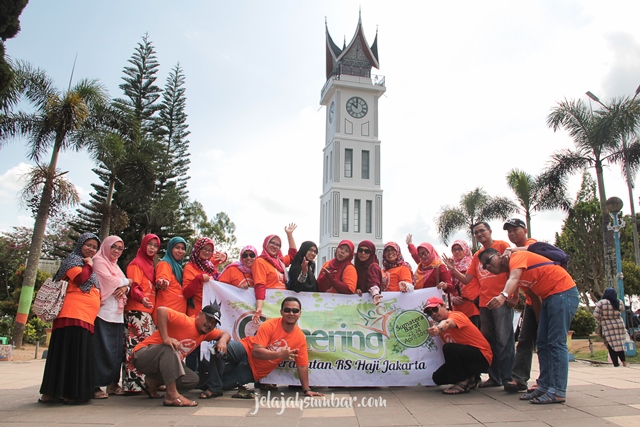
392,310,430,348
233,312,266,340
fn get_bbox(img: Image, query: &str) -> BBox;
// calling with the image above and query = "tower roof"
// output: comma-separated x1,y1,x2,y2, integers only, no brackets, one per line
325,14,380,80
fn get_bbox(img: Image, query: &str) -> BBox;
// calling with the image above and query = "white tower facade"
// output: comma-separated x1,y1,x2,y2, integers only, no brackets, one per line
318,16,386,265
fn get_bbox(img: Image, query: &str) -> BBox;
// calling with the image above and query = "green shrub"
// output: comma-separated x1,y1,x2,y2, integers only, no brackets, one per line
0,316,13,340
570,306,597,337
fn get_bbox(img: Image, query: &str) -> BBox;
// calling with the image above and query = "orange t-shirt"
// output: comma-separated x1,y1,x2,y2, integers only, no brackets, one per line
520,238,538,305
57,265,101,326
381,265,413,292
509,251,576,299
155,261,187,314
183,263,206,317
441,311,493,365
132,308,222,360
252,256,292,290
218,265,254,288
241,317,309,381
318,262,357,294
125,264,156,313
468,240,510,307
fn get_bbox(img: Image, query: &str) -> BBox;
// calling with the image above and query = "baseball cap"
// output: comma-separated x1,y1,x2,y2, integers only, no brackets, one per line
202,303,222,325
503,218,526,230
424,297,445,311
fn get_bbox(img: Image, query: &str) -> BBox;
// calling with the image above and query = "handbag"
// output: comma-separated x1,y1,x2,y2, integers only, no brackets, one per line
595,324,603,338
33,277,69,322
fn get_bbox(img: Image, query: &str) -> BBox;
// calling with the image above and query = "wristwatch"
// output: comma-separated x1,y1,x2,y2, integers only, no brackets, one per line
500,291,509,299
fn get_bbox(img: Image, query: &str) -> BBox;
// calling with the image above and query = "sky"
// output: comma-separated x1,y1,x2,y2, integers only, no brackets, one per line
2,0,640,267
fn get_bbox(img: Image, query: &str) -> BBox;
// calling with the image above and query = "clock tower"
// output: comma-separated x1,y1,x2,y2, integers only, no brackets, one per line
318,14,386,265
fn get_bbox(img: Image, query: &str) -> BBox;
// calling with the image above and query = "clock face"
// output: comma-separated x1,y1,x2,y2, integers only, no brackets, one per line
346,96,368,118
329,102,335,124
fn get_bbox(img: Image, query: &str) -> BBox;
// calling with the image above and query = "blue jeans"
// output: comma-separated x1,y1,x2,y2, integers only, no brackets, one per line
536,286,579,398
200,340,255,392
480,304,515,385
512,304,538,386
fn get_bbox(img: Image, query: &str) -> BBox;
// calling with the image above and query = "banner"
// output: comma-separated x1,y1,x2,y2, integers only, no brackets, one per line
203,281,445,386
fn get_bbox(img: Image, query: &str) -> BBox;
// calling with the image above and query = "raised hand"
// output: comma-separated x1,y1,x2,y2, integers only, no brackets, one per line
285,223,297,235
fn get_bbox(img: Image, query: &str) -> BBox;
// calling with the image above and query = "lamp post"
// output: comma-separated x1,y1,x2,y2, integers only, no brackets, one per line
605,197,626,323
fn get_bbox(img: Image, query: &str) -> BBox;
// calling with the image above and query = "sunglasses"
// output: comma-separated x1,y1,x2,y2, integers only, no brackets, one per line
424,306,440,317
282,307,300,314
482,254,496,270
357,247,371,254
242,252,256,259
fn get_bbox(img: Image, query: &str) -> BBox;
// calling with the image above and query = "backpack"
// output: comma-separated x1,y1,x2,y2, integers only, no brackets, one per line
526,242,569,270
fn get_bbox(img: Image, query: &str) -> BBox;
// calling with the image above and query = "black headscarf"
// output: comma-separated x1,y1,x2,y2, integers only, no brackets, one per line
602,287,620,311
287,241,318,292
54,232,101,293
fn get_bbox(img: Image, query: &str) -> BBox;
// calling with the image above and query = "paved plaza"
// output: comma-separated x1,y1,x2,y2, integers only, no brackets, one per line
1,356,640,426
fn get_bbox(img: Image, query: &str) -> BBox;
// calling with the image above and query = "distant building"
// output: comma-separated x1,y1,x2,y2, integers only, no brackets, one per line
319,14,386,265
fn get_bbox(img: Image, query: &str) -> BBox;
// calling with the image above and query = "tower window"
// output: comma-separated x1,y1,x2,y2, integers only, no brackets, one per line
342,198,349,232
362,150,370,179
365,200,372,233
345,149,353,178
354,199,361,233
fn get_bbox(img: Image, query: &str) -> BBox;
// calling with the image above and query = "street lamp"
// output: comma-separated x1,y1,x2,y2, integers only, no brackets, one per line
605,197,628,322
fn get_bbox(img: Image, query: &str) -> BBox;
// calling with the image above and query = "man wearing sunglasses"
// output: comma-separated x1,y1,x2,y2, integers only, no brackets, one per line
441,222,514,390
425,297,492,395
200,296,323,398
479,248,579,404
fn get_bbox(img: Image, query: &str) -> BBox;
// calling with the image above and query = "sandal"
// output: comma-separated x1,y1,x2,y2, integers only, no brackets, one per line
232,386,256,399
519,388,545,401
530,393,565,404
106,384,126,396
38,395,64,404
93,389,109,399
478,378,501,388
442,382,470,395
503,381,527,393
527,384,538,393
163,396,198,407
134,379,164,399
199,390,223,399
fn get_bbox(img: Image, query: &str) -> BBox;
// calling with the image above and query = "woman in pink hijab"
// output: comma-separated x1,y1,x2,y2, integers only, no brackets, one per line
92,235,132,398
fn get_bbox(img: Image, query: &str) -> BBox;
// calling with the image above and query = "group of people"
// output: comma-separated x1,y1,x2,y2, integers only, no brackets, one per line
38,217,603,407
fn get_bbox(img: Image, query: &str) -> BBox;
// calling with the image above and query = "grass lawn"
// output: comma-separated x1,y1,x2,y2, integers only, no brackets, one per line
572,335,639,364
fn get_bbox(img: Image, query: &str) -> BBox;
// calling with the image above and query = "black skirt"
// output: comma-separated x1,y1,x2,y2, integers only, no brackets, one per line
39,326,94,401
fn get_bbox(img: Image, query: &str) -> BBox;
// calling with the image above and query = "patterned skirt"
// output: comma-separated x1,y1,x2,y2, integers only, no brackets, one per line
122,310,155,392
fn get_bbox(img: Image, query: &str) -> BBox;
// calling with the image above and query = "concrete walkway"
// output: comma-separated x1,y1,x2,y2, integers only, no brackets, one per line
1,356,639,426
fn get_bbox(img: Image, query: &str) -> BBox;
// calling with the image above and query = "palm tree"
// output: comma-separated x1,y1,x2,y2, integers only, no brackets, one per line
0,61,109,347
505,169,571,237
587,90,640,266
541,97,622,289
435,187,517,249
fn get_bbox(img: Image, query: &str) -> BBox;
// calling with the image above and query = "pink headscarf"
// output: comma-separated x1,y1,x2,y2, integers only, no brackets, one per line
127,233,160,282
415,242,443,287
220,245,258,276
93,235,127,312
451,239,473,274
259,235,286,274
